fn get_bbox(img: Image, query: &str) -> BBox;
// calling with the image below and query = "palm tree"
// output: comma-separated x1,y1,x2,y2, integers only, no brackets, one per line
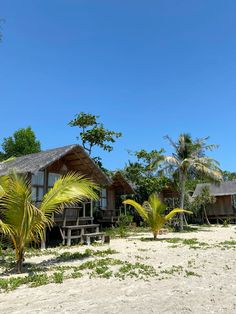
123,193,192,239
0,172,98,273
164,134,222,230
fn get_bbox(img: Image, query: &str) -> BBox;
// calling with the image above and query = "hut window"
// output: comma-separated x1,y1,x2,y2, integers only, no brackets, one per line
48,173,61,188
100,188,107,208
31,171,45,202
32,171,44,186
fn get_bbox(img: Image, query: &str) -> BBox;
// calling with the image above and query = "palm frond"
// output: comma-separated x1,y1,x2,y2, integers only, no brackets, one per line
123,199,148,221
165,208,192,221
0,220,13,236
40,172,99,219
148,193,167,213
164,156,180,167
164,135,178,150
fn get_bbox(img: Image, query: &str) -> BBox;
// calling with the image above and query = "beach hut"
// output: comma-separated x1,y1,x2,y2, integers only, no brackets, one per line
0,144,134,245
193,181,236,222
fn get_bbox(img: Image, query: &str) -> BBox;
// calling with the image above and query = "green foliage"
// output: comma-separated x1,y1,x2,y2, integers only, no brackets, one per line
192,187,216,212
222,170,236,181
191,186,216,225
164,134,222,229
124,194,192,239
122,149,171,204
117,213,133,228
55,248,117,262
0,172,99,273
69,112,122,156
52,272,64,284
0,127,41,160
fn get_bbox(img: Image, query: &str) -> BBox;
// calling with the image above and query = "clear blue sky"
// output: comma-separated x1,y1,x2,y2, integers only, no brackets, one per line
1,1,236,171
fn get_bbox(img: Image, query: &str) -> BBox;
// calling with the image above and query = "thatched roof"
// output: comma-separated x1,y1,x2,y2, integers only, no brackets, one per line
0,144,111,186
193,181,236,197
110,171,135,194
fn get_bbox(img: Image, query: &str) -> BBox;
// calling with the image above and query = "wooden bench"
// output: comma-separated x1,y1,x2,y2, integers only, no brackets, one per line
82,232,105,245
60,224,100,246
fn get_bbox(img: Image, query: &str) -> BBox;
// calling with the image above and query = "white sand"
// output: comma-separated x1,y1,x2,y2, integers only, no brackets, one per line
0,225,236,314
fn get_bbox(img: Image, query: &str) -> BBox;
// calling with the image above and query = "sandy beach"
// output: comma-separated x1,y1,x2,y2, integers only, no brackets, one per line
0,225,236,314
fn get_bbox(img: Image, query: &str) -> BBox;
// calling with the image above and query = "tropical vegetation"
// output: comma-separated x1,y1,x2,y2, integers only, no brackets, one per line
123,193,192,239
164,134,222,229
191,186,216,225
0,172,98,273
0,127,41,161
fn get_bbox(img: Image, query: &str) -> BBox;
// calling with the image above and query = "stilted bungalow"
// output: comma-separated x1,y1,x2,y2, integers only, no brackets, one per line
0,145,134,246
193,181,236,222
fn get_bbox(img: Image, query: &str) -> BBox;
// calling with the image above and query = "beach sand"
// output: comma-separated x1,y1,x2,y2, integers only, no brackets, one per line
0,225,236,314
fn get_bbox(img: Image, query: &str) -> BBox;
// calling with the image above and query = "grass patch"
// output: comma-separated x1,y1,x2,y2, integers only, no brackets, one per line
185,270,201,277
52,272,64,283
219,240,236,246
161,265,183,276
52,248,118,263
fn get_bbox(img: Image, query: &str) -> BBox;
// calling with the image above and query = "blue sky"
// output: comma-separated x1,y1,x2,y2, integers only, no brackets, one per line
1,1,236,171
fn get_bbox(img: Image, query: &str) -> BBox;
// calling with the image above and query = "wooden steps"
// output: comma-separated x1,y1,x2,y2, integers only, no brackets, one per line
60,223,103,246
82,232,105,245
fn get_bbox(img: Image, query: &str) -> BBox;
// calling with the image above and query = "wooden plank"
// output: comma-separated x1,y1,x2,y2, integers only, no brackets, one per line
61,224,99,229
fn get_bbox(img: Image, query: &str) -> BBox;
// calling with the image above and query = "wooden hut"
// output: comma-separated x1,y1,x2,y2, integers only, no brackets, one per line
193,181,236,221
97,171,135,224
0,145,134,245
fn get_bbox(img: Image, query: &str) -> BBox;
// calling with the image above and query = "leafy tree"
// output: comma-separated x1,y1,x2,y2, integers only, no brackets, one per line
122,149,170,204
123,193,192,239
222,170,236,181
0,127,41,160
191,186,216,225
0,172,98,273
69,112,122,156
164,134,222,230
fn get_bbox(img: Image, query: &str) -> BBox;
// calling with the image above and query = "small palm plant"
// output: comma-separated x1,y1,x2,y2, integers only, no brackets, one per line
123,193,192,240
0,172,99,273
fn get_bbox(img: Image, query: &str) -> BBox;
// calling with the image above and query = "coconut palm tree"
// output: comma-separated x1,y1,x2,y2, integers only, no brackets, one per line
0,172,98,273
164,134,222,230
123,193,192,239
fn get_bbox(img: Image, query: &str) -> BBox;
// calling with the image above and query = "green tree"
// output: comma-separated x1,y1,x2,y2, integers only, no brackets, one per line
0,172,98,273
0,127,41,160
123,193,192,239
191,186,216,225
122,149,170,203
164,134,222,230
69,112,122,156
222,170,236,181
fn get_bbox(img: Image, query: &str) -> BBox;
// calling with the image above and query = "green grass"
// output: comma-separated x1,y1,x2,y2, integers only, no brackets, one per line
185,270,201,277
160,265,183,276
55,248,118,262
219,240,236,246
52,272,64,283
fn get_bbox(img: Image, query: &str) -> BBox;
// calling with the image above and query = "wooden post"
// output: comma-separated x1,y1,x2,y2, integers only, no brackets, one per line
83,202,86,217
41,168,48,250
90,200,93,218
63,208,67,226
80,227,84,244
67,229,71,246
41,229,46,250
62,229,65,245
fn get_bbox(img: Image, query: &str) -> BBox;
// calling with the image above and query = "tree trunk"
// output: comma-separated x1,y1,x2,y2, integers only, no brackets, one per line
153,232,158,240
203,206,210,225
16,249,24,273
179,172,186,231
